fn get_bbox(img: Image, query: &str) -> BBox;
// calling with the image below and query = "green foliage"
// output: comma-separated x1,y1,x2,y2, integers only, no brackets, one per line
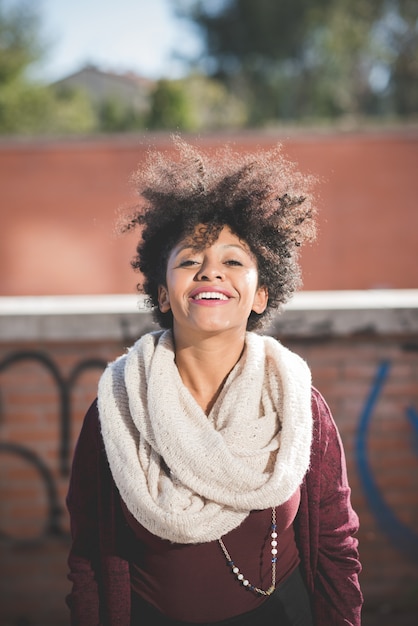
1,0,416,134
47,86,98,134
146,74,248,132
178,73,247,130
96,97,145,133
147,79,195,131
0,0,99,136
176,0,333,69
383,0,418,116
0,0,43,83
175,0,418,124
0,81,97,135
0,80,49,133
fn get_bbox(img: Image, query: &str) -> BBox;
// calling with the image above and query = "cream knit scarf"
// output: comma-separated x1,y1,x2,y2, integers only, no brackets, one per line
98,330,312,544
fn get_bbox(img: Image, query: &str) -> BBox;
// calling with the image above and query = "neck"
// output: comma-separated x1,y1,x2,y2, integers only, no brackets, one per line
173,328,247,414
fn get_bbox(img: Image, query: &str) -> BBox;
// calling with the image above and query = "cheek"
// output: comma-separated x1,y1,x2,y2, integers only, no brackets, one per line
164,278,188,312
244,269,260,291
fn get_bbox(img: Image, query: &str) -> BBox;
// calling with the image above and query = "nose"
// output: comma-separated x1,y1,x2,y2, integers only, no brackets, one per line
196,257,224,281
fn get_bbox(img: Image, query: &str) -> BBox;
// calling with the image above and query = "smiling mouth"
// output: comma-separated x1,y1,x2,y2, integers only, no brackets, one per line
192,291,229,301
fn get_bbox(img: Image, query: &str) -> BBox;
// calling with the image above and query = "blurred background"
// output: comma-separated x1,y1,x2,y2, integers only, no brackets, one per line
0,0,417,136
0,0,417,624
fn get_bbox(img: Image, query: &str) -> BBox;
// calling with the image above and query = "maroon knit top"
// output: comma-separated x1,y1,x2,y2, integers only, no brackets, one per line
122,490,300,622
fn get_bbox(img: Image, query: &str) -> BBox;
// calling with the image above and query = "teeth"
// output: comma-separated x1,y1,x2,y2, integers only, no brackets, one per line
193,291,228,301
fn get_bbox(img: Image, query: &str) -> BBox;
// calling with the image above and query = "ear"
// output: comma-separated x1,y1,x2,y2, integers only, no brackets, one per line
158,285,171,313
252,286,268,314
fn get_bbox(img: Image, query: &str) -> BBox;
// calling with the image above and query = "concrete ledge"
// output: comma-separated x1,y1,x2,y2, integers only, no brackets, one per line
1,290,418,342
269,290,418,338
0,295,155,342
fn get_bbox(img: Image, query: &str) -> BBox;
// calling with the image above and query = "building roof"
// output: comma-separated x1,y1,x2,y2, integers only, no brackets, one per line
52,64,155,111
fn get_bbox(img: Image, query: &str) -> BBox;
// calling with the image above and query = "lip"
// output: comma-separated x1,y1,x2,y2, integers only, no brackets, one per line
189,286,233,299
188,286,233,306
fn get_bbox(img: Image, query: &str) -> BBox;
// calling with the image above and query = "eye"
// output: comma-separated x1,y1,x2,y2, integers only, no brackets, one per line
178,258,200,268
224,259,243,266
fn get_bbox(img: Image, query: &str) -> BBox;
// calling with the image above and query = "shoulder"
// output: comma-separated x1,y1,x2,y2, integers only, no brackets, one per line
311,386,332,422
71,399,102,462
82,399,101,435
310,387,341,442
307,387,350,483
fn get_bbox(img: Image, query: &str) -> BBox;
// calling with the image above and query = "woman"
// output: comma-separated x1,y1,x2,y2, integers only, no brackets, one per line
66,138,362,625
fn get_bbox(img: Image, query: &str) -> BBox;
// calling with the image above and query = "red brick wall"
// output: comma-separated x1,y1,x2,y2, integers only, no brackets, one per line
1,129,418,297
1,323,417,624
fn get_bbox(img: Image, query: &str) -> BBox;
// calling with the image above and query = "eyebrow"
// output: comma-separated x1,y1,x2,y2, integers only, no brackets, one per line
173,243,249,255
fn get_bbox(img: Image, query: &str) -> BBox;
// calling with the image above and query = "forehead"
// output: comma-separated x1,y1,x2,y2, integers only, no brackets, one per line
172,225,251,254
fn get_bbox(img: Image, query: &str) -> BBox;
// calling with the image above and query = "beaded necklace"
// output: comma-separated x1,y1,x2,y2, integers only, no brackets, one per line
218,508,278,596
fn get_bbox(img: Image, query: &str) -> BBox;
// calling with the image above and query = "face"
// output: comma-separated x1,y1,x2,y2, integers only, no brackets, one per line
158,226,268,340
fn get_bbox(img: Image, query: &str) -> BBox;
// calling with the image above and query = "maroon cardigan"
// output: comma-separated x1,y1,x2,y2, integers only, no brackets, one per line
66,388,363,625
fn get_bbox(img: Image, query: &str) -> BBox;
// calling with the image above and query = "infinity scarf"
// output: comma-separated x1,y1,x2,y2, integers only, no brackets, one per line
98,330,312,544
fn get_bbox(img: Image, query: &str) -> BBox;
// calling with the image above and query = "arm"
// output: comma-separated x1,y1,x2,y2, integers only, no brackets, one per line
66,401,103,625
311,389,363,625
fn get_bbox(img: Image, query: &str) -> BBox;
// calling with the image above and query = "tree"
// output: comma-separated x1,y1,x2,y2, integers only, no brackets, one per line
174,0,342,122
174,0,417,123
380,0,418,116
178,73,248,130
0,0,43,83
96,97,145,133
0,0,97,135
147,79,195,130
0,81,97,135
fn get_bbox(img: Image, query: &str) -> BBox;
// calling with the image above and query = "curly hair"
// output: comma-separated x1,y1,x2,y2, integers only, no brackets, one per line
121,137,317,331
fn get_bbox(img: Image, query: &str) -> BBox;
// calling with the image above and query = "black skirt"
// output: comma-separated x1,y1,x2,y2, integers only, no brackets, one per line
130,565,314,626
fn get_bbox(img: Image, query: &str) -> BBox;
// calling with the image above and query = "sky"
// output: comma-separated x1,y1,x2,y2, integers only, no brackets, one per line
27,0,203,82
